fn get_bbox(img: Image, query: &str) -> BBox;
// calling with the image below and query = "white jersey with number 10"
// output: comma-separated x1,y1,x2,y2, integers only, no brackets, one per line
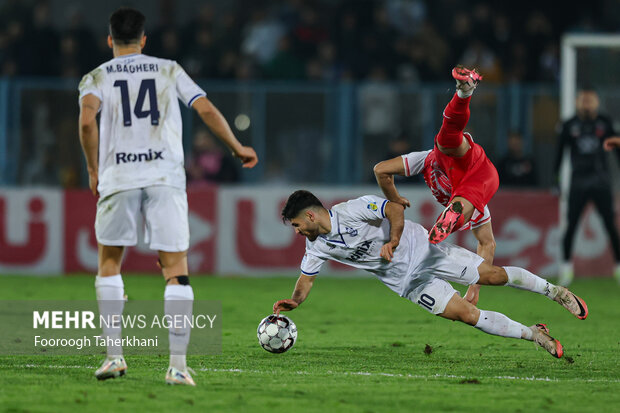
78,53,206,198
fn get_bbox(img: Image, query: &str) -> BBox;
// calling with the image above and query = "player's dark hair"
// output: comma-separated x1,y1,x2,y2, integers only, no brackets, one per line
281,190,324,223
109,7,145,45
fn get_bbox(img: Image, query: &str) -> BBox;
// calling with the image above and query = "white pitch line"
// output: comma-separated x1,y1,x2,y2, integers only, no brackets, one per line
8,364,620,384
22,364,91,369
196,367,620,384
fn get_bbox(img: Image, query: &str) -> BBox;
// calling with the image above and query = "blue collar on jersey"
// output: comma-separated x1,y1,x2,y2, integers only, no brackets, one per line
321,210,347,246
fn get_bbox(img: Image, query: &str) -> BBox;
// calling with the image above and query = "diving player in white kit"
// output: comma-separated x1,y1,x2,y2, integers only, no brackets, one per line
78,7,257,385
274,191,589,359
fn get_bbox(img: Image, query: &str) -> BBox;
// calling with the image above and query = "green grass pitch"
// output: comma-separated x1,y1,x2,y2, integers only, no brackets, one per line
1,275,619,412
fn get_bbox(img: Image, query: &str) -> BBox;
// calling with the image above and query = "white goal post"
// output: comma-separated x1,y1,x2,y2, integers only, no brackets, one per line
561,34,620,119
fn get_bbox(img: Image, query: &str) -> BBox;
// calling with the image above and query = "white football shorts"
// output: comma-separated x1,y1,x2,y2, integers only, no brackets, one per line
95,186,189,252
405,242,485,315
406,278,459,315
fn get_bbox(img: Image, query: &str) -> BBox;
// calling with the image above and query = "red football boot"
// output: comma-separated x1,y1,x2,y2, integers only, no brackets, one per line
428,201,465,244
452,65,482,95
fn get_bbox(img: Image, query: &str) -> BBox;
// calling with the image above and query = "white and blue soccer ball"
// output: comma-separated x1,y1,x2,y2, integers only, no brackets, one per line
257,314,297,353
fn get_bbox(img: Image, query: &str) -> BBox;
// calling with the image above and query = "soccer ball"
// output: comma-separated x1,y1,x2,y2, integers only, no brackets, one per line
257,314,297,353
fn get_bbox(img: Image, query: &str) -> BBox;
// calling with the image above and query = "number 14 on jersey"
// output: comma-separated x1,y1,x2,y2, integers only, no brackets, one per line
113,78,160,126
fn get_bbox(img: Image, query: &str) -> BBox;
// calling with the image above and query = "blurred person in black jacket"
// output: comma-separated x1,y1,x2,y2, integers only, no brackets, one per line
554,88,620,286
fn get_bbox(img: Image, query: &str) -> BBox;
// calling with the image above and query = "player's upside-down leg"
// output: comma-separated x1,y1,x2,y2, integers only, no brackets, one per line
429,88,475,244
428,66,499,244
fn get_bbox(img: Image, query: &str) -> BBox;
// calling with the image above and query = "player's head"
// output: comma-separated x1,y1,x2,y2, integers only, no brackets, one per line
282,190,325,241
108,7,146,49
576,88,599,119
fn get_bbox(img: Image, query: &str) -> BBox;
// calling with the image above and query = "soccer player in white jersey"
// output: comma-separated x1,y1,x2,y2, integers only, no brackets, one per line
273,190,589,359
78,8,257,386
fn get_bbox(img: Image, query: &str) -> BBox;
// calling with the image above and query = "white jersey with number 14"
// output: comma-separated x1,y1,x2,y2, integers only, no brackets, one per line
78,53,206,197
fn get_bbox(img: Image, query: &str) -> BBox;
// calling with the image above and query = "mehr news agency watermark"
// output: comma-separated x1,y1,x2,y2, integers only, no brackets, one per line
0,301,221,355
32,310,217,350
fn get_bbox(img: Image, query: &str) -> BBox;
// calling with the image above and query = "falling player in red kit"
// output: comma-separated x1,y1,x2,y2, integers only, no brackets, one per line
375,66,499,305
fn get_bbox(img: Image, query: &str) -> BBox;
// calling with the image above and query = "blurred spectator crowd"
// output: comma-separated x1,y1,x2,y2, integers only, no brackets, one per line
4,0,619,189
0,0,616,83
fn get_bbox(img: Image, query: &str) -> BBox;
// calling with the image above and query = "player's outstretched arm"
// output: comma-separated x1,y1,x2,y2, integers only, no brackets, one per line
381,201,405,262
273,274,315,314
373,157,411,208
79,94,101,196
192,96,258,168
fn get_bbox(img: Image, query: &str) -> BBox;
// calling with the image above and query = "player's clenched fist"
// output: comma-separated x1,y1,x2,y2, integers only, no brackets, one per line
234,145,259,168
273,299,299,314
395,196,411,209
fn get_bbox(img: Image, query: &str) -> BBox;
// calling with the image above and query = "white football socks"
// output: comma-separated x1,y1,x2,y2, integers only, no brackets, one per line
504,266,559,299
165,284,194,371
474,310,532,340
95,274,125,358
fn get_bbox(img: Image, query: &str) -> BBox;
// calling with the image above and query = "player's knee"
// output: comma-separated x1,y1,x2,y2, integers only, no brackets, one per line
457,305,479,325
441,296,479,325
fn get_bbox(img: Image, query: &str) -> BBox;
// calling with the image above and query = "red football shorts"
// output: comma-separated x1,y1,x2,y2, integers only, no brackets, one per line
433,133,499,213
